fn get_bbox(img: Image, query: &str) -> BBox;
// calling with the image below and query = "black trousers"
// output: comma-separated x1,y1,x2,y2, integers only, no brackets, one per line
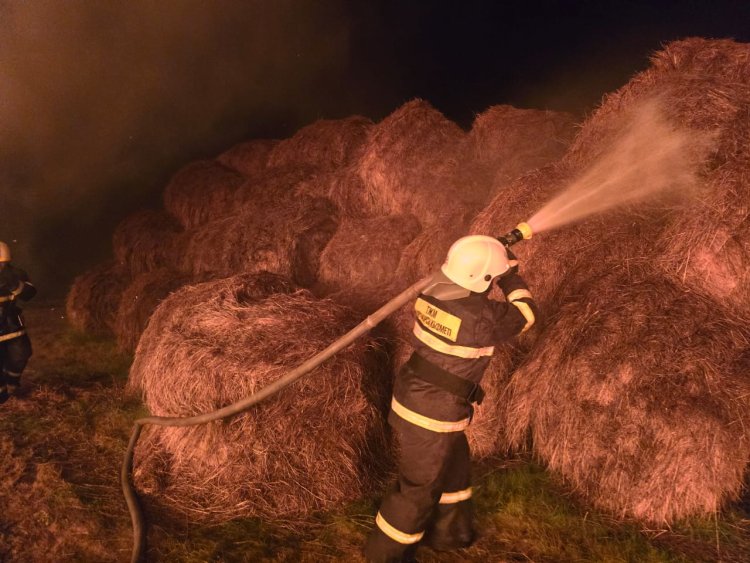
0,334,32,388
364,418,473,562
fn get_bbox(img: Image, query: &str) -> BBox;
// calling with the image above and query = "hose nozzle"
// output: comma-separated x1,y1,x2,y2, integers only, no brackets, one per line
497,222,533,247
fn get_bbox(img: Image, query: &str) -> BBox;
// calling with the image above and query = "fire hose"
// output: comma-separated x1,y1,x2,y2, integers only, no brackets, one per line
120,224,531,563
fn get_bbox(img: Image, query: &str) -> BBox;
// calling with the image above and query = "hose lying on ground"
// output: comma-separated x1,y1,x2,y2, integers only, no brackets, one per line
120,273,436,563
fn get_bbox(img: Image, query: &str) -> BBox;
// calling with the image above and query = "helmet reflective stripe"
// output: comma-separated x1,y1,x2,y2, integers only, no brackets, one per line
441,235,509,293
0,241,10,262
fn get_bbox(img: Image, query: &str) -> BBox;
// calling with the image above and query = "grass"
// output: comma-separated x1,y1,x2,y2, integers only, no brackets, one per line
0,300,748,562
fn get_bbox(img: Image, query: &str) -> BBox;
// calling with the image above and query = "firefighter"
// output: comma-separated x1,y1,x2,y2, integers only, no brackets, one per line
0,241,36,404
365,235,538,562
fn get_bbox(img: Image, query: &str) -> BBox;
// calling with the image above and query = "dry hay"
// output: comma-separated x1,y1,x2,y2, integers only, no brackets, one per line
354,99,470,224
468,105,576,173
0,442,112,562
112,209,183,276
129,272,391,521
293,168,374,218
315,214,421,305
234,165,321,213
503,265,750,522
466,105,577,203
113,269,200,353
267,116,373,171
555,38,750,319
65,261,131,335
216,139,278,178
394,210,475,288
177,195,338,287
163,159,246,228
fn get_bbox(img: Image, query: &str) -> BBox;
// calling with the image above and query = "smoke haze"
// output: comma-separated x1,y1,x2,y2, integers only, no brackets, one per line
0,0,351,294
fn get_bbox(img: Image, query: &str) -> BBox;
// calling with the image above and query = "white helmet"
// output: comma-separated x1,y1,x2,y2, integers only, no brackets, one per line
0,241,10,263
441,235,509,293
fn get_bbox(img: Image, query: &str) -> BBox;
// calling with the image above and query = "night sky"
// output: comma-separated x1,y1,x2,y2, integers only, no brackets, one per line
1,0,748,295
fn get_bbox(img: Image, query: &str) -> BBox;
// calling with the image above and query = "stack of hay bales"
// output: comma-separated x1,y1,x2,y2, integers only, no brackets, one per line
67,91,581,519
129,273,391,521
473,38,750,522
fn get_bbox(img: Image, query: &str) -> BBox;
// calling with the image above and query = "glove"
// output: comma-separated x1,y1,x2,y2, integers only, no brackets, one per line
503,247,519,277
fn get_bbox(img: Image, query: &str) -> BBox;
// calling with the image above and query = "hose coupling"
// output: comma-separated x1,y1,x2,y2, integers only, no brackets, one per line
497,222,533,247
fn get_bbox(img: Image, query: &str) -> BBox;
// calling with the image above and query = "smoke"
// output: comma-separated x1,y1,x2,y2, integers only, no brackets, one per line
0,0,351,294
529,98,714,234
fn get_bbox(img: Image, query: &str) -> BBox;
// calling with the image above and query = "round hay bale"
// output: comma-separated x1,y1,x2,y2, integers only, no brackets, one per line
163,160,246,229
316,214,421,303
466,105,577,205
129,272,391,521
394,210,474,288
551,39,750,319
504,266,750,523
216,139,278,178
293,168,374,218
267,116,373,171
568,38,749,168
112,209,183,276
469,105,576,173
65,261,131,335
177,195,338,287
235,165,320,213
624,40,750,319
113,269,199,353
657,171,750,320
355,99,469,223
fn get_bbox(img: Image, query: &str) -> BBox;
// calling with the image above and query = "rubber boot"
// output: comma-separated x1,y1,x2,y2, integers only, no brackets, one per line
422,502,475,551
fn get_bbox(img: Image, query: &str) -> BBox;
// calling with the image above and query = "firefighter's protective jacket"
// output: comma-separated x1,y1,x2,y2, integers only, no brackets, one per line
389,271,537,432
0,265,36,342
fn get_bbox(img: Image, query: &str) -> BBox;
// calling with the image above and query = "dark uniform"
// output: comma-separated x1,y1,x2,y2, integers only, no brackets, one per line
0,263,36,403
365,267,537,562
